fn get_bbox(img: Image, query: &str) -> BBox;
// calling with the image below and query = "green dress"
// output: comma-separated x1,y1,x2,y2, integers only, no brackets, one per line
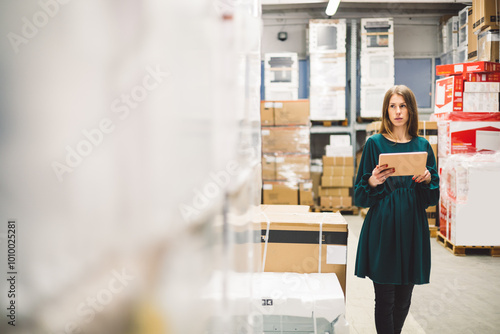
354,133,440,285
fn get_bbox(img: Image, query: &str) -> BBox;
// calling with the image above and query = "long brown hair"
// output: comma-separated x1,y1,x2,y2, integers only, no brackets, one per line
379,85,419,139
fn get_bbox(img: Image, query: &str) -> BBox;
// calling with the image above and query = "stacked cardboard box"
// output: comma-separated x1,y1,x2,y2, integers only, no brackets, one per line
261,101,311,205
471,0,500,62
360,18,395,118
308,19,347,121
433,58,500,241
320,135,354,210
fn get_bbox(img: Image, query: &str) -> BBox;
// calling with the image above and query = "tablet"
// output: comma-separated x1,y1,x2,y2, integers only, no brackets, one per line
378,152,428,176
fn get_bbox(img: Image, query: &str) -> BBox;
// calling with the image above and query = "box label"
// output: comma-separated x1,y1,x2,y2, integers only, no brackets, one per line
326,245,347,265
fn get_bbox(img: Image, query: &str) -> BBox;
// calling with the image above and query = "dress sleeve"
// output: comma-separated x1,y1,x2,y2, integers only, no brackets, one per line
354,137,385,208
415,141,440,208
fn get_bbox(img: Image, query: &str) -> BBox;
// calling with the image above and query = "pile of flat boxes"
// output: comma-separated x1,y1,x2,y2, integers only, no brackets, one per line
260,100,314,206
360,18,395,119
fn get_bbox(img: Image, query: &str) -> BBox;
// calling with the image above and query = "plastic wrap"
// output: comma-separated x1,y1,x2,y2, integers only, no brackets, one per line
261,126,311,154
360,18,394,51
310,87,346,121
360,52,395,86
0,1,263,333
309,53,347,87
438,152,500,246
308,19,347,54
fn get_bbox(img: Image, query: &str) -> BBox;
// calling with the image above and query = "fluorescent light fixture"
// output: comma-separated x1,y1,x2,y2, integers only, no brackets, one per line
325,0,341,16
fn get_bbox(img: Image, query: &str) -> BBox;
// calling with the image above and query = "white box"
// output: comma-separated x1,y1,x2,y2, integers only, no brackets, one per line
458,6,470,28
360,51,395,85
309,53,346,87
437,120,500,157
464,81,500,93
443,16,459,53
264,53,299,87
308,19,347,54
360,18,394,51
440,156,500,246
330,134,351,146
457,44,467,63
326,145,353,157
310,87,346,121
265,87,299,101
360,84,394,118
463,92,500,112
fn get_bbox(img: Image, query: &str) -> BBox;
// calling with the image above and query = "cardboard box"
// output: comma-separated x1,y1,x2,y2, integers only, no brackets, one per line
265,87,299,101
260,204,311,214
418,121,438,159
321,176,353,187
366,121,382,138
299,181,314,206
264,52,299,87
439,157,500,246
257,207,348,294
468,6,478,61
323,165,355,177
360,84,394,118
309,86,346,121
261,102,275,126
262,181,299,205
311,165,322,204
478,28,500,63
309,53,347,87
325,145,353,157
308,19,347,54
262,154,276,180
320,196,352,208
466,72,500,81
275,154,311,181
360,18,394,51
464,81,500,91
360,51,395,86
261,126,310,154
435,61,500,76
323,156,354,166
434,76,464,112
318,186,350,197
437,117,500,157
274,100,310,126
426,205,437,227
463,92,500,111
473,0,500,33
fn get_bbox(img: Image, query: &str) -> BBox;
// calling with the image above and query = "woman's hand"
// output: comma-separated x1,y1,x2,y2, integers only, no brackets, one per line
368,164,395,188
413,169,431,184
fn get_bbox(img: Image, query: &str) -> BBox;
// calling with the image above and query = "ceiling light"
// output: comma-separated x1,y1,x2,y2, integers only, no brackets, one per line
325,0,341,16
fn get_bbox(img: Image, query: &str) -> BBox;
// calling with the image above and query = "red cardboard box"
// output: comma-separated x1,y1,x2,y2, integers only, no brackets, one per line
435,76,464,112
466,72,500,82
436,61,500,76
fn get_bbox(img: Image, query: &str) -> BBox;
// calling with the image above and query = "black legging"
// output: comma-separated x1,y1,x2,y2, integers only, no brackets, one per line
373,282,415,334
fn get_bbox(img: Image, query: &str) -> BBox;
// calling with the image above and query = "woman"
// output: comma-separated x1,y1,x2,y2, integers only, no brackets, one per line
354,85,440,334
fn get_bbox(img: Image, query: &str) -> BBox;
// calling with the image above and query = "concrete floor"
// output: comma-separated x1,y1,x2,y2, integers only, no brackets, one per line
344,214,500,334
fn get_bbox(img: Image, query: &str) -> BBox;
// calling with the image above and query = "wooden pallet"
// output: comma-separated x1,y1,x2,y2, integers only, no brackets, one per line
357,116,381,124
311,119,348,127
429,226,438,238
436,232,500,256
320,206,359,215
